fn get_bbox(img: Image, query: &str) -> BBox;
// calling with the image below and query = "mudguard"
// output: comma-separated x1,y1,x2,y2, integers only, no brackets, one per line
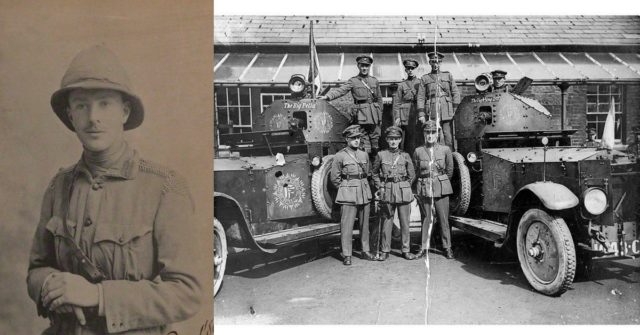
214,192,277,253
515,182,579,210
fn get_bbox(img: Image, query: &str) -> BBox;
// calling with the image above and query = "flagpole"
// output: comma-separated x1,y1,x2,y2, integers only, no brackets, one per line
310,20,316,99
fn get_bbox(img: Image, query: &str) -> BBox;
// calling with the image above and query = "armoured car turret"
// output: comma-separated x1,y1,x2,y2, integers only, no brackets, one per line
448,74,640,296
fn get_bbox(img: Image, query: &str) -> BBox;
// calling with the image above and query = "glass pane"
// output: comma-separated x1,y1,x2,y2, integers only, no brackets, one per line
537,53,583,80
610,85,620,94
482,53,522,80
239,88,251,105
615,115,622,139
509,53,555,81
240,107,251,126
215,88,227,106
216,107,228,125
563,53,612,80
317,53,342,82
228,88,239,106
243,54,284,82
614,53,640,73
456,53,492,80
214,52,227,69
586,85,597,94
262,95,273,106
229,107,240,125
275,53,311,83
598,85,609,94
590,53,640,80
372,53,403,82
599,95,610,104
587,104,597,114
587,95,597,104
214,53,256,82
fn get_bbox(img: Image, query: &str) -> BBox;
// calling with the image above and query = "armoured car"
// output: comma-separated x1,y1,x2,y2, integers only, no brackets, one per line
448,73,640,296
213,75,350,295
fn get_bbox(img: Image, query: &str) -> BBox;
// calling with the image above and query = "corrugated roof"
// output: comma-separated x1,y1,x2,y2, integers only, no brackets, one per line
214,15,640,46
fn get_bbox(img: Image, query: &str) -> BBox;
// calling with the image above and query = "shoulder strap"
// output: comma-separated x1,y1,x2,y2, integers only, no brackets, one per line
357,77,375,96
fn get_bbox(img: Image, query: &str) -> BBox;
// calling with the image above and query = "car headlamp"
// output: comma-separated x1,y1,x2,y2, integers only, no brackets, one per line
467,152,477,163
311,156,321,167
583,187,607,215
288,74,307,94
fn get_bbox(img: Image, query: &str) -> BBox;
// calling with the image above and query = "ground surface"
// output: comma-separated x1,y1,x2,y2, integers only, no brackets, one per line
214,229,640,325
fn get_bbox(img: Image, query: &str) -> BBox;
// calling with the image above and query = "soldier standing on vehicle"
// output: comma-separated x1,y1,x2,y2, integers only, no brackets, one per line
417,52,461,148
319,55,383,155
371,126,417,261
414,120,454,259
27,45,203,334
583,127,600,147
330,125,378,265
392,58,422,155
491,69,511,93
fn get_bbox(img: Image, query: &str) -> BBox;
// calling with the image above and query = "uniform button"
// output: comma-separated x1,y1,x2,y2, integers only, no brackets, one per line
92,183,100,190
84,218,92,226
118,237,124,243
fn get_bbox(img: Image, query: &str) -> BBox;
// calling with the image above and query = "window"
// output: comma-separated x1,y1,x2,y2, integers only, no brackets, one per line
586,84,623,141
260,93,291,114
215,87,252,133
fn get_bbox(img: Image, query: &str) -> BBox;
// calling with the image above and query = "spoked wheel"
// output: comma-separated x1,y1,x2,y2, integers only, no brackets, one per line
516,209,576,296
214,218,227,296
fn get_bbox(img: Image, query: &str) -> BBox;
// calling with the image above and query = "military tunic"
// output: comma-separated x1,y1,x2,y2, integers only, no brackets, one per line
371,149,415,253
392,76,423,155
330,147,373,256
492,84,512,93
325,75,383,152
27,145,202,334
417,71,461,148
413,143,454,251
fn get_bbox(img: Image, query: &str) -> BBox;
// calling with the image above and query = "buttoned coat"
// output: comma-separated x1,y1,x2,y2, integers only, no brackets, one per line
27,146,202,334
417,72,461,121
413,144,454,198
330,147,372,205
325,75,383,125
392,77,420,126
372,149,415,204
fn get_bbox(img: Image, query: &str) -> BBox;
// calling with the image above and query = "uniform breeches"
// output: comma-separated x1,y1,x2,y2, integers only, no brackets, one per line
359,124,381,153
372,202,411,253
400,114,422,156
418,196,451,250
439,120,453,148
340,203,371,256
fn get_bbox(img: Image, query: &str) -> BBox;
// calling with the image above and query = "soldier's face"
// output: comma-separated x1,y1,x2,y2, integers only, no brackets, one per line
357,63,370,76
347,136,361,149
430,60,440,72
494,77,505,88
387,136,401,149
67,89,130,153
425,131,438,144
404,66,415,77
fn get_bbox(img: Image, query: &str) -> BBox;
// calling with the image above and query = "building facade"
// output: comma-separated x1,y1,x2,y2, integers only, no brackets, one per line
214,16,640,146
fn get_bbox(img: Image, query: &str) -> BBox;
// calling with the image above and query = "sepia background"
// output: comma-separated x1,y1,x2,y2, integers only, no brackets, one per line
0,0,213,333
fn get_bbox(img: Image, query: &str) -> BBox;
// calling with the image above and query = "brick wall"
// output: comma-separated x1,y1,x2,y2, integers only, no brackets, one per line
625,84,640,144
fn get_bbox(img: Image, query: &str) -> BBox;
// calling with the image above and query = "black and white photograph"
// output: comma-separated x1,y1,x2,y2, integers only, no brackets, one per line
0,1,213,334
213,2,640,328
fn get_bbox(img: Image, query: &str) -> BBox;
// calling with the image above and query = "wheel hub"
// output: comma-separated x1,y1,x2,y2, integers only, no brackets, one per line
528,243,544,260
523,221,559,283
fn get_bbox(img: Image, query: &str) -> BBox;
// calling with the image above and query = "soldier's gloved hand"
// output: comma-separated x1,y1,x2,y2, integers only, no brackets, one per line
318,95,328,100
418,116,426,124
42,272,99,311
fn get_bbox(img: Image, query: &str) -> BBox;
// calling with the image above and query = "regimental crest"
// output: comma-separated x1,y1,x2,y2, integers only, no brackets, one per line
272,173,306,210
311,111,333,134
269,113,288,130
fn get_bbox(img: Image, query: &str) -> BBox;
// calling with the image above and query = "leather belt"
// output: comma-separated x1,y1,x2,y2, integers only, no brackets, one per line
428,94,448,99
343,173,367,180
382,176,408,182
354,99,374,104
419,173,441,178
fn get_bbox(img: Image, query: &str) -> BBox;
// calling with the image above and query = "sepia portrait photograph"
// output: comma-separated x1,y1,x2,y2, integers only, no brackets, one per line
213,0,640,330
0,1,213,334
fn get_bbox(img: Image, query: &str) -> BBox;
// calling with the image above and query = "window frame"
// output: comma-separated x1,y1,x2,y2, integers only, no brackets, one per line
585,84,624,143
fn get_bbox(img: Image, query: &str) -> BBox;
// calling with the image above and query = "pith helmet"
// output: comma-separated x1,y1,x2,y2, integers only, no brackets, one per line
385,126,403,138
402,58,419,68
423,120,439,133
51,45,145,132
356,54,373,65
343,125,364,138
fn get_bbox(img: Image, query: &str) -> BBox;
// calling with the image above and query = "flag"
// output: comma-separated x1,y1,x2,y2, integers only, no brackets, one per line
601,97,616,149
308,20,322,97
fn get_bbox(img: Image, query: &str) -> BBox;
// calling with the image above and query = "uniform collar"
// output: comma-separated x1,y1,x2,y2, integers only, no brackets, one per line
77,143,139,180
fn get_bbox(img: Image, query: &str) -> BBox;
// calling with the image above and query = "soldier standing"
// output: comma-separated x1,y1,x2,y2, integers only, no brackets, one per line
417,52,461,148
371,126,417,261
583,127,600,147
319,55,383,155
27,46,203,334
491,69,511,93
330,125,378,265
392,58,422,155
413,120,455,259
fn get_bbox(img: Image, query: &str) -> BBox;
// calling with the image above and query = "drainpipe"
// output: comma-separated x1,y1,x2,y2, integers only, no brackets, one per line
558,82,571,131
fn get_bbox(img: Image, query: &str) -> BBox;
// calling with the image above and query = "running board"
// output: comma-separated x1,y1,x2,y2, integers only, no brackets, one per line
254,223,340,246
449,215,507,243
